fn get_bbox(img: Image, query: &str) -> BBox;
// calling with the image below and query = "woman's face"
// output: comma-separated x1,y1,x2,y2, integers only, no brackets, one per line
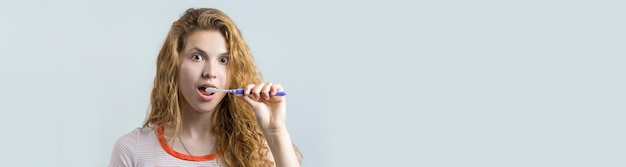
178,30,230,113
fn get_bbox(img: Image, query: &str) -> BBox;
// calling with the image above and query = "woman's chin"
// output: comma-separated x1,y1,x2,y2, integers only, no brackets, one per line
194,105,218,113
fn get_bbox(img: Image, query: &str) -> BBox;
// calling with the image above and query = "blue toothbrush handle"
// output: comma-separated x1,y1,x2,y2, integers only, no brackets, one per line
233,89,286,96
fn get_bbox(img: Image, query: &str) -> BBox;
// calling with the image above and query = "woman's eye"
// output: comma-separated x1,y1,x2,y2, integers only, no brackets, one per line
192,54,204,61
219,56,229,64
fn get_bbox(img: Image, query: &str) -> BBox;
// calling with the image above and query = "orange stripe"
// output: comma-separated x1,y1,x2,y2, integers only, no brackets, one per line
157,125,219,162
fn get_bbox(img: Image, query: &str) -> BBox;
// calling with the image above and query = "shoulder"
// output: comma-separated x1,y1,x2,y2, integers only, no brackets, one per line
115,127,155,146
109,127,156,166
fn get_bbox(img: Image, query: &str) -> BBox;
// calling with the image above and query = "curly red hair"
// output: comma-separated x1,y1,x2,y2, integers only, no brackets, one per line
143,8,273,167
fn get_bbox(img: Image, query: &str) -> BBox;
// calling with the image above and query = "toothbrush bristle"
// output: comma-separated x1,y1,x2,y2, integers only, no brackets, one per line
205,87,217,93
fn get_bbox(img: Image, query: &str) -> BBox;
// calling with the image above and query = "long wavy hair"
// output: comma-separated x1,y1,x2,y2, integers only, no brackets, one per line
143,8,272,167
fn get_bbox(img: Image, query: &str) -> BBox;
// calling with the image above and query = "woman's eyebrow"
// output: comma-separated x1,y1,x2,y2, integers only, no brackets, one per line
189,47,208,55
189,47,228,56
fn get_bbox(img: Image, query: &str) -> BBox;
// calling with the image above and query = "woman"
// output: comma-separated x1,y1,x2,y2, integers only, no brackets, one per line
110,8,301,167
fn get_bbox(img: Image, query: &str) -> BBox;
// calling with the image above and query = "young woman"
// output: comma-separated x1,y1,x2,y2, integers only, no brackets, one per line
110,8,301,167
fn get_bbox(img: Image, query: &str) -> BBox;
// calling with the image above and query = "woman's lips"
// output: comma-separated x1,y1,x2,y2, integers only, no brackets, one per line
197,87,215,101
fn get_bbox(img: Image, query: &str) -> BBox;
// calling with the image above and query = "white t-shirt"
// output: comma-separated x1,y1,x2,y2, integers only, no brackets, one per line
109,126,223,167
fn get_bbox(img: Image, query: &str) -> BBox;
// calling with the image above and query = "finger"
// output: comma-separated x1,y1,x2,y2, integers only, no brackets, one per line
244,84,255,96
235,85,259,106
269,83,284,101
240,93,256,105
261,82,273,100
244,84,255,99
274,83,283,91
252,83,264,100
268,83,281,96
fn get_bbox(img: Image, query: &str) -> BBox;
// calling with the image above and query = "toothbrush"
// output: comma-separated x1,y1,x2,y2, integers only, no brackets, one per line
205,88,287,96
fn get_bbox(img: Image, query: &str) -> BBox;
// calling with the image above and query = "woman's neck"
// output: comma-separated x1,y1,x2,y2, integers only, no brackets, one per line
178,102,216,141
164,102,218,156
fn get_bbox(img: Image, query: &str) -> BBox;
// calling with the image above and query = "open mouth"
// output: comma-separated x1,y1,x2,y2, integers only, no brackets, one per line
198,86,216,96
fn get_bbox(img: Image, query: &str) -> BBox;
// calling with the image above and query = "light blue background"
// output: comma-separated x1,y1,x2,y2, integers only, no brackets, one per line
0,0,624,166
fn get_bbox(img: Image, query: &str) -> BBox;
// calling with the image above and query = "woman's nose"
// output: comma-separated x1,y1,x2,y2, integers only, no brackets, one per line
202,61,218,79
203,71,216,79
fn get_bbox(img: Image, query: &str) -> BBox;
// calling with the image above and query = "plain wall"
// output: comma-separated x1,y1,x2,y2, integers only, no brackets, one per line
0,0,624,166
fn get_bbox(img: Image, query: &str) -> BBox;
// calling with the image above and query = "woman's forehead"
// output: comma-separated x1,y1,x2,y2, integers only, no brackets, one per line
183,30,228,56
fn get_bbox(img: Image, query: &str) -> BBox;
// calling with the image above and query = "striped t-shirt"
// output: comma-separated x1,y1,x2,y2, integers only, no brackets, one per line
109,126,223,167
